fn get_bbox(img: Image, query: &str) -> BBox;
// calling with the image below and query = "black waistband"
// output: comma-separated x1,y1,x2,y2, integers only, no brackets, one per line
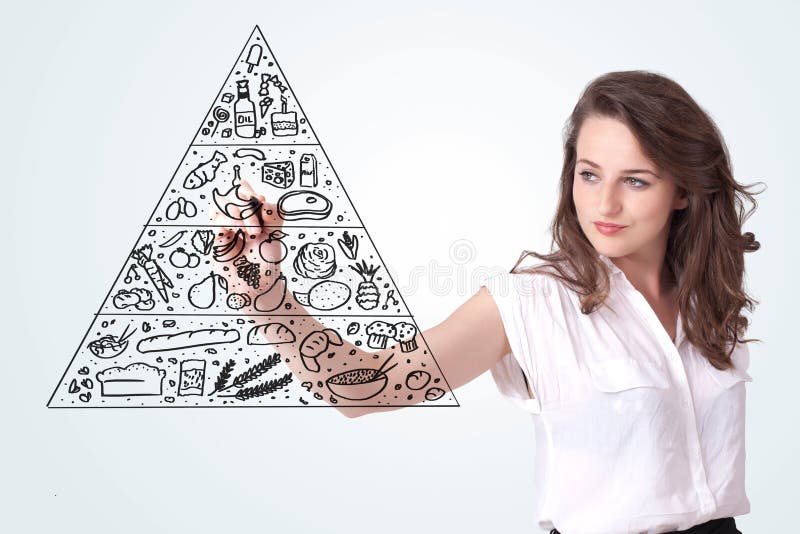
549,516,739,534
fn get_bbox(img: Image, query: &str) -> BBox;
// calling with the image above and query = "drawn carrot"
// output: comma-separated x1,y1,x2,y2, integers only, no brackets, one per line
131,244,173,303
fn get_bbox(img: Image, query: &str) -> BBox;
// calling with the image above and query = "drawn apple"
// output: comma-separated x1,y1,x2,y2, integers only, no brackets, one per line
258,230,288,264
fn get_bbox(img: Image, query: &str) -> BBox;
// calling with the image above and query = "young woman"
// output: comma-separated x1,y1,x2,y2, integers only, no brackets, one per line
213,70,762,534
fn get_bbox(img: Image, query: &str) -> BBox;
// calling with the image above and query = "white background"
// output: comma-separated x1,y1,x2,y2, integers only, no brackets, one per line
3,1,797,532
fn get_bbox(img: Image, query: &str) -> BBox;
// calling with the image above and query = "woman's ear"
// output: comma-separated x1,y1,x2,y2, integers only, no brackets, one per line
674,189,689,210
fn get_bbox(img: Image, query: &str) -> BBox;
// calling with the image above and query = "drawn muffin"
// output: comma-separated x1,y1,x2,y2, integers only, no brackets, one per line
366,320,397,349
393,322,418,353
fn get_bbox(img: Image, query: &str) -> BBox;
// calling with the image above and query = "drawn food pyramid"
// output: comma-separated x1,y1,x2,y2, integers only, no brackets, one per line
48,26,458,409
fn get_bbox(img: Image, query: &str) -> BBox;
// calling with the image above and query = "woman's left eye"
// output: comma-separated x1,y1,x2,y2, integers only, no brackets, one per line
579,171,649,188
625,177,649,188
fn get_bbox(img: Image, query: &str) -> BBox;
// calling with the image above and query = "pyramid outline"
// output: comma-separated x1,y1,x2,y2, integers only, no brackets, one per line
47,26,460,409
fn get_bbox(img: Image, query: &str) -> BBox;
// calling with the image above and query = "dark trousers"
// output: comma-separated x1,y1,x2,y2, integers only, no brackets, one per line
549,516,741,534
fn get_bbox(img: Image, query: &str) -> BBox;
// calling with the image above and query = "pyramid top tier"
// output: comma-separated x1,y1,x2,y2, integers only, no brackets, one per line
191,27,317,146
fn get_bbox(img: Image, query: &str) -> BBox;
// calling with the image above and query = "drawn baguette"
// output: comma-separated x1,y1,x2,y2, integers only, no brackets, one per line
136,328,240,353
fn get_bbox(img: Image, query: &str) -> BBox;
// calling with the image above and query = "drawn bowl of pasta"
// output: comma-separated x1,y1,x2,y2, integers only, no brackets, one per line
87,325,136,359
325,354,397,401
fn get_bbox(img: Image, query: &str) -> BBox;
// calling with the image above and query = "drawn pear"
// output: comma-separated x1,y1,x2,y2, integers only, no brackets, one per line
254,274,287,312
189,271,218,309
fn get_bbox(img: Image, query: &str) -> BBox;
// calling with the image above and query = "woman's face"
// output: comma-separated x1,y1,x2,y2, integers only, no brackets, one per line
572,114,688,262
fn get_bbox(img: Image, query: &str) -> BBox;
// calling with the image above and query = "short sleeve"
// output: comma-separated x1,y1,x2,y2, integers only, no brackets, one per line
481,271,543,414
728,339,754,384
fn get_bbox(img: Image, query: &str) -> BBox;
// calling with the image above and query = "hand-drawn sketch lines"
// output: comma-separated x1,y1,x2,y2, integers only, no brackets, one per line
48,26,457,408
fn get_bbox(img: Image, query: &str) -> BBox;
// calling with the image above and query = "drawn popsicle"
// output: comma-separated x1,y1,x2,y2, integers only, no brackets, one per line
246,44,262,73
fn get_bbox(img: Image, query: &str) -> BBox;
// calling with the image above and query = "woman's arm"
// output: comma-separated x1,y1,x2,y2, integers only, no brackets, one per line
212,182,511,418
340,285,511,418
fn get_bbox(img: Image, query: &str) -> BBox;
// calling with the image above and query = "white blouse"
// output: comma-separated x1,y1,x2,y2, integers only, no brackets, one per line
485,253,752,534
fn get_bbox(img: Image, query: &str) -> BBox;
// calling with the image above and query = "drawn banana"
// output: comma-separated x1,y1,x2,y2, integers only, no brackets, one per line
213,229,246,262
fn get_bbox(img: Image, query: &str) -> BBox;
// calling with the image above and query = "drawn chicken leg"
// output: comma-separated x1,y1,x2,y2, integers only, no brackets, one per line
212,165,263,220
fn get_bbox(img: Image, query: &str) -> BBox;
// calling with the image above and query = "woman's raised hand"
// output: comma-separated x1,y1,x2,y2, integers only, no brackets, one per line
209,179,285,302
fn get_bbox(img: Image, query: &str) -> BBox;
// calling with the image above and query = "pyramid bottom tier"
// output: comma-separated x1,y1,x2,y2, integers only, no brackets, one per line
48,314,458,408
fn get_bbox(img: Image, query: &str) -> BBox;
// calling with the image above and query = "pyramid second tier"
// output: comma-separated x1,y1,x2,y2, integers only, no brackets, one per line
102,226,409,316
148,145,362,228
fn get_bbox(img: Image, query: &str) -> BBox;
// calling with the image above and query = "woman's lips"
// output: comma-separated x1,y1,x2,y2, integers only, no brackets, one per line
594,222,627,235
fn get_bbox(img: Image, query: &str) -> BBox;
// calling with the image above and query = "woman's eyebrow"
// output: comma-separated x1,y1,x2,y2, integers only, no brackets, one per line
577,158,660,177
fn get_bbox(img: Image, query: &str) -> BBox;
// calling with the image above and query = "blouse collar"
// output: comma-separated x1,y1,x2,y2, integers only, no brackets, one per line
598,253,624,277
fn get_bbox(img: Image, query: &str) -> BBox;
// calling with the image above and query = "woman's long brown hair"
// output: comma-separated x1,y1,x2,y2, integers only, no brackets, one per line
514,70,763,371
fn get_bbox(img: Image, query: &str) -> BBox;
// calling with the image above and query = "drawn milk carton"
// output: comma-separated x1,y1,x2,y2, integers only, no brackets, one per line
300,153,318,187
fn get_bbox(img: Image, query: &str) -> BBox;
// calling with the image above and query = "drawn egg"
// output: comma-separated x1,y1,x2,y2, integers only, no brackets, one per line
166,200,181,221
184,200,197,217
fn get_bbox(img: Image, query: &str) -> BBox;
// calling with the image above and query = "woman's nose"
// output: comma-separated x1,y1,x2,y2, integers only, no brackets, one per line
597,182,622,214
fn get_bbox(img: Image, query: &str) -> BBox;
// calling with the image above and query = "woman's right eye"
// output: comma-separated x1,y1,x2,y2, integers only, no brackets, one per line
579,171,597,182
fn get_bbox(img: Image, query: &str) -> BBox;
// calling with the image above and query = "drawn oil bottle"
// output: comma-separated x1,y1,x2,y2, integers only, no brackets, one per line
234,80,256,138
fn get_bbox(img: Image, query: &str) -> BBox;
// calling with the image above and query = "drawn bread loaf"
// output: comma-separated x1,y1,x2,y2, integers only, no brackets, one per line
300,331,329,358
96,363,166,396
136,328,240,353
246,322,296,345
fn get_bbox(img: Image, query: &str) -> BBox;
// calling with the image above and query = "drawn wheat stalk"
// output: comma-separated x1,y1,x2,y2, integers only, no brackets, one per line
212,353,285,396
209,359,236,396
233,373,294,401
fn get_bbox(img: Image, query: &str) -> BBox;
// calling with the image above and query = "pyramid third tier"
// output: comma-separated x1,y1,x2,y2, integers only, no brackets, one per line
147,145,362,227
101,226,410,316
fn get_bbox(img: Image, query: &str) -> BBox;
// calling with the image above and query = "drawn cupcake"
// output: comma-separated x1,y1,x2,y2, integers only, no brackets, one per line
393,322,418,353
366,320,396,349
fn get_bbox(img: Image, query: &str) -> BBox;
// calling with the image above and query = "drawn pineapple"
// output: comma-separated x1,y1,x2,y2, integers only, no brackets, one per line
349,260,381,310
